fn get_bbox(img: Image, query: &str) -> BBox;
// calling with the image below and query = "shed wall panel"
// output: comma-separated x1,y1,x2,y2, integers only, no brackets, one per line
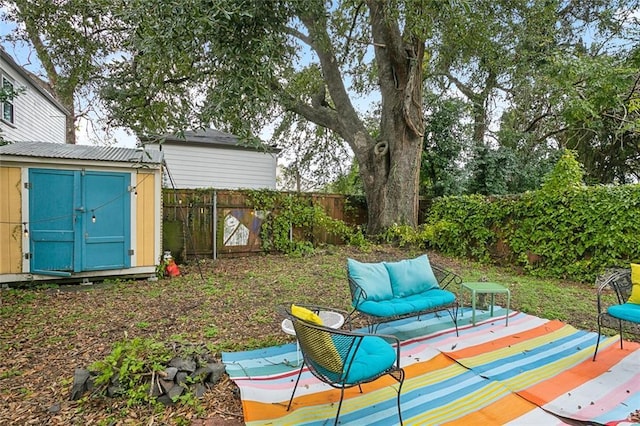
0,167,22,273
136,172,157,266
160,145,277,189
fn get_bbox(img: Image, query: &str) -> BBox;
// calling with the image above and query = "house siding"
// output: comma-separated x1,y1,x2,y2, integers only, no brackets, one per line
0,55,67,144
159,144,277,189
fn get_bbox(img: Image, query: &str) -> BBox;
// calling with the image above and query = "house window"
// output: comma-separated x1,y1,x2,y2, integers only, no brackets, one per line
2,76,15,124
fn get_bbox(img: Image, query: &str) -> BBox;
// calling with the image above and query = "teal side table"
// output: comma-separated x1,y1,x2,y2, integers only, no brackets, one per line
460,282,510,326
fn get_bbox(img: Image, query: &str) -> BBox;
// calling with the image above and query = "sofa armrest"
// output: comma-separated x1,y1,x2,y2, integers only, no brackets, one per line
348,274,369,307
431,263,462,291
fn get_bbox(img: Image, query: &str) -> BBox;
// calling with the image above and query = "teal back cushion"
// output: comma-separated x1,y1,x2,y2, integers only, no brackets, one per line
384,254,439,297
347,258,393,302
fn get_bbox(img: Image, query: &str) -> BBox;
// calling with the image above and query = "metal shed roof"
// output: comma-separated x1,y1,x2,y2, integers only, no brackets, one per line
0,141,163,164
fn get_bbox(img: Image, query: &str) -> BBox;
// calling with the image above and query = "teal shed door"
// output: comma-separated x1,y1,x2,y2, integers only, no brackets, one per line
29,169,131,275
82,172,131,270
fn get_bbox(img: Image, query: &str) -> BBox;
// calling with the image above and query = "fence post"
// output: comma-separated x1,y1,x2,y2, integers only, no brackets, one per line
213,189,217,260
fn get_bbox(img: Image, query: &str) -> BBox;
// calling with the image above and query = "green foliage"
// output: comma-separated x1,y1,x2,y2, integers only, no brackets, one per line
380,224,434,249
421,94,470,197
426,194,505,262
90,338,172,406
539,149,585,195
155,256,170,278
325,160,364,195
423,182,640,281
389,154,640,281
466,146,519,196
245,189,368,255
507,184,640,280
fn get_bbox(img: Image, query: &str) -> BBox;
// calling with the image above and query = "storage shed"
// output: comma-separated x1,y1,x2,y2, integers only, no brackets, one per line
0,141,163,284
143,129,279,189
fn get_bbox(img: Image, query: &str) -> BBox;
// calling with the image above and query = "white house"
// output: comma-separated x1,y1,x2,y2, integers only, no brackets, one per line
143,128,280,189
0,47,69,144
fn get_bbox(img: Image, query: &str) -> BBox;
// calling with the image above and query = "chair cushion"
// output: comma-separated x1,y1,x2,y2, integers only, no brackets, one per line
356,289,456,317
607,303,640,323
291,304,323,325
384,255,439,298
341,335,396,384
628,263,640,304
348,258,393,302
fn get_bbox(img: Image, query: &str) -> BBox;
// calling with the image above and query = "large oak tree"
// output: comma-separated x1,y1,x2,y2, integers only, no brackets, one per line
102,0,454,234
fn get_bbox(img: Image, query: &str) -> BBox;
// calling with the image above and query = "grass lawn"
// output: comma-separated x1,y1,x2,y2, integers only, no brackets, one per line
0,245,619,425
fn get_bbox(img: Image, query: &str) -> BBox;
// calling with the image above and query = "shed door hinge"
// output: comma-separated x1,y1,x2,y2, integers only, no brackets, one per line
24,182,32,189
24,253,31,260
128,249,134,256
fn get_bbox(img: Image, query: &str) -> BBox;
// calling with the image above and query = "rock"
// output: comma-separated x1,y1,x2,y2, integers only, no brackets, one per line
175,371,189,386
206,363,226,385
107,384,122,398
157,394,174,406
69,368,91,401
194,383,207,398
48,402,61,413
159,378,175,393
191,366,211,382
169,357,196,373
167,383,184,400
150,380,163,397
163,367,178,381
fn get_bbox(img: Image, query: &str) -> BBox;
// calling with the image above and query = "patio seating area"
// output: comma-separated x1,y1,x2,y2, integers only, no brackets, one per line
223,264,640,425
224,304,640,425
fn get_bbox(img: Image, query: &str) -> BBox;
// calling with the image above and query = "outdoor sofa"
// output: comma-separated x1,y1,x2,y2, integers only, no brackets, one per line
346,254,460,334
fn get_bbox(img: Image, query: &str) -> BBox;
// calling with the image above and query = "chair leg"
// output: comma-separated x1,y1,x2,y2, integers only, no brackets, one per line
334,387,346,426
593,315,603,361
618,319,624,350
395,369,405,426
287,363,305,411
448,307,459,336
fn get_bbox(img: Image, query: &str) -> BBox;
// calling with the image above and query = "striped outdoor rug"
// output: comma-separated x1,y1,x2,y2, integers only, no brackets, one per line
222,308,640,425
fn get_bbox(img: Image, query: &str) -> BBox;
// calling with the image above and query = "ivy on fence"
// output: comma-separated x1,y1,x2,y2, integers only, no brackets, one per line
414,152,640,281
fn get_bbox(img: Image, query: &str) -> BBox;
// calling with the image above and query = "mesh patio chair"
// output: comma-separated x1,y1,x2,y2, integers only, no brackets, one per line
593,267,640,361
281,304,405,425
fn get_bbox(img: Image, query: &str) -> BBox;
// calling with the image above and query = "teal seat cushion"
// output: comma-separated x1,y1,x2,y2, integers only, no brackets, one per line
384,255,439,298
356,289,456,317
340,335,396,385
608,303,640,323
348,258,393,302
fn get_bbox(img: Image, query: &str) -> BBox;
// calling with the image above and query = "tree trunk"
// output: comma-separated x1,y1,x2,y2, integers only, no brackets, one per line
358,126,423,235
361,1,424,234
62,96,76,144
292,1,425,234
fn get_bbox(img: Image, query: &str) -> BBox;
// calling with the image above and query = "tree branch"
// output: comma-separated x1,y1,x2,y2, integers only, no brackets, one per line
537,126,570,143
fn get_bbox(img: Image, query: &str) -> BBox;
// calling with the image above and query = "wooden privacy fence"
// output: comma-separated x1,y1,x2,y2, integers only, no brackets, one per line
162,189,367,262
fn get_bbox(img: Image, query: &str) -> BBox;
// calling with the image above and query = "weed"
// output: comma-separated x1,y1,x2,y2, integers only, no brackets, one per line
204,325,219,338
0,368,22,379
